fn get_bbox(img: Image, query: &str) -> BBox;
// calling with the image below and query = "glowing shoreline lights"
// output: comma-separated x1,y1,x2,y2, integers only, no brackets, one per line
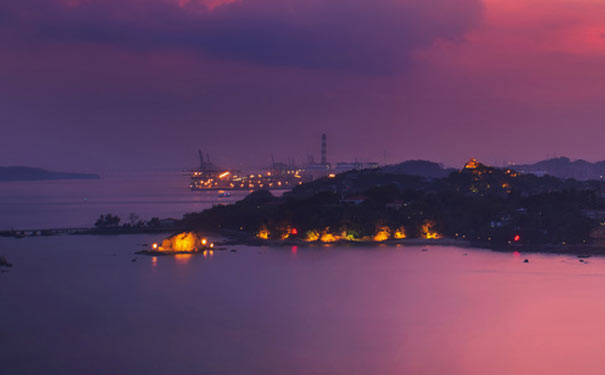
151,232,214,255
256,221,441,243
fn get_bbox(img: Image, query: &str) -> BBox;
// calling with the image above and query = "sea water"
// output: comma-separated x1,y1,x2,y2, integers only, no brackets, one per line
2,236,605,375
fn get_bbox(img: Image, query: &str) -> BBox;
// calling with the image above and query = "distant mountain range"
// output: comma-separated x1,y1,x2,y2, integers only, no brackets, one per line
0,166,100,181
513,157,605,181
2,157,601,183
380,160,456,178
382,157,605,181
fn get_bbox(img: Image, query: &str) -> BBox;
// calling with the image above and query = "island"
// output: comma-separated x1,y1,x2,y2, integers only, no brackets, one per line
6,158,605,256
179,158,605,253
0,166,100,181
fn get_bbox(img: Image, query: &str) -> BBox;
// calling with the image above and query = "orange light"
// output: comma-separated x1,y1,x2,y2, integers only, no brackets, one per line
305,230,320,242
464,158,479,169
257,226,270,240
421,221,442,239
320,232,338,243
394,226,407,239
219,171,230,179
152,242,158,250
373,226,391,242
159,232,206,252
175,253,192,264
201,238,207,245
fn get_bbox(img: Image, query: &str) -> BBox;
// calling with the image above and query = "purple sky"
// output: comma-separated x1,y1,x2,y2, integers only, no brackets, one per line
2,0,605,172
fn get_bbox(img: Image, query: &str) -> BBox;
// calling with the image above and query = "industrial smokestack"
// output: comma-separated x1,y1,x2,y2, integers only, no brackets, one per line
321,133,327,165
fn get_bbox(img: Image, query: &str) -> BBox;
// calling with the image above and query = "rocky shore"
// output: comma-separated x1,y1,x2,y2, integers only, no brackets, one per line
0,256,13,267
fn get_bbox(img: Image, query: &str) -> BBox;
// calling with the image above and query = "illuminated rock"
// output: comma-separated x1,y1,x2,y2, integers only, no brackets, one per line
340,230,359,241
257,226,270,240
159,232,207,252
421,221,442,239
394,226,407,239
373,226,391,242
305,230,320,242
320,231,339,243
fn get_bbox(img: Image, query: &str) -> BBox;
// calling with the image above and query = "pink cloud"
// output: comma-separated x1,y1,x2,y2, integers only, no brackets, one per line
4,0,605,170
414,0,605,106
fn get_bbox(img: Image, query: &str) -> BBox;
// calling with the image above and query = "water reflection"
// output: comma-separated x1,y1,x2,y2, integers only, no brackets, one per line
7,237,605,375
174,253,192,265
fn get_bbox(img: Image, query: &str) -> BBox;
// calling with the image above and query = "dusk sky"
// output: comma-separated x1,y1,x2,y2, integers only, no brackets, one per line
3,0,605,171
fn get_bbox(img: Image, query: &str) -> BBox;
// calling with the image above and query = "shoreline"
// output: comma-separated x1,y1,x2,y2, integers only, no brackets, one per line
228,237,471,248
0,226,183,238
3,226,604,258
203,234,605,258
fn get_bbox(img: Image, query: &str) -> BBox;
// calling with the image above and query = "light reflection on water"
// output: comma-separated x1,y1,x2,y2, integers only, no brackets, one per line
174,253,193,265
2,235,605,374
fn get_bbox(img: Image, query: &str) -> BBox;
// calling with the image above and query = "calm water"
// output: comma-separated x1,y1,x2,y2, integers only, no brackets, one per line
3,176,605,374
2,236,605,374
0,171,257,230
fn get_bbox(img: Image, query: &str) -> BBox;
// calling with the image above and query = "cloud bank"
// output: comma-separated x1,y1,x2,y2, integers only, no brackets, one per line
0,0,483,74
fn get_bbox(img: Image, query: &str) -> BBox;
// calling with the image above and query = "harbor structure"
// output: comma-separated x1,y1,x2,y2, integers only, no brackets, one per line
190,151,308,191
190,134,378,191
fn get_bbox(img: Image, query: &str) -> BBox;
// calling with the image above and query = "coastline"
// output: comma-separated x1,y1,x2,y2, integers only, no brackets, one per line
3,225,604,259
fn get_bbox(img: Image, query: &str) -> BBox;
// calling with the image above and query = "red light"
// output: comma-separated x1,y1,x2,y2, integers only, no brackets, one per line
291,246,298,254
514,234,520,242
291,228,298,235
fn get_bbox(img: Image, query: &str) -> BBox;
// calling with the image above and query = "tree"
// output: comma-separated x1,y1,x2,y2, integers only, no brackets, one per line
128,213,140,226
94,214,121,228
147,217,160,227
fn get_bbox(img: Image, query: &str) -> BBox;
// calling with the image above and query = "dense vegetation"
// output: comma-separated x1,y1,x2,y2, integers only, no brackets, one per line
182,160,604,247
